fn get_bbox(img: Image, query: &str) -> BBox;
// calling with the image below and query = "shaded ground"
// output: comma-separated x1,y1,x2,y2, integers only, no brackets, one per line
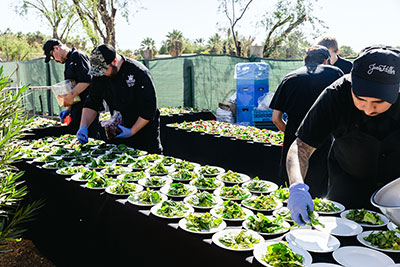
0,239,55,267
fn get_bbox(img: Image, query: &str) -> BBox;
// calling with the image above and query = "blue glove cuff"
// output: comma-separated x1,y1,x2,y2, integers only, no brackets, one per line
289,182,309,193
80,126,88,131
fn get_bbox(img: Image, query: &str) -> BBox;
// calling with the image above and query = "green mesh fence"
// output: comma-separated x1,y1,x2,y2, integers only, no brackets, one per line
0,55,303,115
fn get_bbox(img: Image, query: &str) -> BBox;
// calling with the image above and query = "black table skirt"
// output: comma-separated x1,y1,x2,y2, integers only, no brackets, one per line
163,128,282,183
16,160,400,267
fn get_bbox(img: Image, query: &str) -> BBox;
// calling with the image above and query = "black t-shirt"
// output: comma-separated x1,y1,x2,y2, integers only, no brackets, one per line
333,55,353,74
297,74,400,148
64,48,92,101
84,56,161,152
269,63,344,152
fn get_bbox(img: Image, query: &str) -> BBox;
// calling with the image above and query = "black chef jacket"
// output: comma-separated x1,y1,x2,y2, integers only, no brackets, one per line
84,56,162,154
64,48,99,137
269,63,343,196
297,74,400,208
333,55,353,74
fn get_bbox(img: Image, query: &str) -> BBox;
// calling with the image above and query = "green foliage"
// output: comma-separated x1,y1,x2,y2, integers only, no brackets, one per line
268,31,311,59
261,0,325,58
165,29,185,57
0,67,44,251
339,45,357,58
0,29,44,61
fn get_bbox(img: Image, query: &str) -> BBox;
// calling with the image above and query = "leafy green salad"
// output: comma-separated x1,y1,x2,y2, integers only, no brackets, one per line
218,185,250,200
171,169,198,181
130,188,163,205
156,200,190,217
108,180,137,194
262,242,304,267
242,194,279,210
166,183,194,196
173,160,195,170
199,165,221,176
345,209,384,225
192,177,220,189
185,212,223,232
219,170,242,183
243,177,271,192
218,230,260,249
149,162,169,175
119,171,146,182
272,186,289,202
364,230,400,250
186,191,218,207
313,198,340,213
216,200,246,219
246,213,287,234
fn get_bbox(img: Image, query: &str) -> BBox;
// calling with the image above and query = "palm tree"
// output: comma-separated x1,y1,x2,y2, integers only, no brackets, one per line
140,37,157,58
165,29,184,57
240,35,255,57
207,33,223,54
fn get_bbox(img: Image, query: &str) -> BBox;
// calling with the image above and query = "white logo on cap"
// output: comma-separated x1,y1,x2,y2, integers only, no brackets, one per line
368,63,395,75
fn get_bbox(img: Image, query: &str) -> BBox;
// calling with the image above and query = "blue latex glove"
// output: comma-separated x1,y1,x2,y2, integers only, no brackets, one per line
115,125,132,139
287,183,314,225
59,110,70,120
76,126,88,144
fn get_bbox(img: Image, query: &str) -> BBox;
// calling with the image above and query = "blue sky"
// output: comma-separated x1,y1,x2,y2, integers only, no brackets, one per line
1,0,400,53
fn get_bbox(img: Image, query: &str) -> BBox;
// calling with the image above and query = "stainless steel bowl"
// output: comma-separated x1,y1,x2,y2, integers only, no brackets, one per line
371,177,400,227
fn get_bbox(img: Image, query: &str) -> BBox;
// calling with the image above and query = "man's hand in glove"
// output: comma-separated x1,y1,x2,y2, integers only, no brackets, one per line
59,110,70,120
77,126,88,144
287,182,314,225
115,125,132,138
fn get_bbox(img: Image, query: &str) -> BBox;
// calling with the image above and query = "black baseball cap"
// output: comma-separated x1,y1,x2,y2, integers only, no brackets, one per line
351,45,400,104
43,39,61,63
89,44,117,76
306,45,330,59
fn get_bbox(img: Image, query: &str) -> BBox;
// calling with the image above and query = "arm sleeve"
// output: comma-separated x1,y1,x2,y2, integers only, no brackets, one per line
137,71,157,121
269,77,289,112
84,77,105,112
296,83,343,148
73,53,92,83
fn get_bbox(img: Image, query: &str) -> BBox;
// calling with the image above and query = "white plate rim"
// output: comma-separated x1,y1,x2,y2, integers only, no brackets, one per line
210,205,254,221
183,194,223,209
211,228,264,251
150,201,194,219
242,217,290,236
332,246,395,266
313,199,345,215
241,180,278,194
178,215,227,234
285,228,341,253
340,209,389,227
213,187,252,201
241,195,283,212
160,184,197,197
313,216,363,237
127,191,167,206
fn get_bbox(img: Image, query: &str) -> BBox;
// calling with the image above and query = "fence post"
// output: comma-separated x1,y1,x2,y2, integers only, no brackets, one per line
183,59,194,108
46,62,53,116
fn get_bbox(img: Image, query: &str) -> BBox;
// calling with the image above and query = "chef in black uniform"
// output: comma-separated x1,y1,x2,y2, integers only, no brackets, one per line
286,45,400,225
318,36,353,74
76,44,162,154
270,45,343,196
43,39,99,137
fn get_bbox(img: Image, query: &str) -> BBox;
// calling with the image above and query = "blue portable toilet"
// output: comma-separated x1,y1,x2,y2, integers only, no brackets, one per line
235,62,270,125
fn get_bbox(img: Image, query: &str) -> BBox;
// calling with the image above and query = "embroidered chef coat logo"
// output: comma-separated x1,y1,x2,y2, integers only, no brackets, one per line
368,63,395,75
126,75,136,87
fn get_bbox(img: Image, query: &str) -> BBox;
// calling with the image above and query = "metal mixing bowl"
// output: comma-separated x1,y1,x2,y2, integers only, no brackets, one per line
371,177,400,227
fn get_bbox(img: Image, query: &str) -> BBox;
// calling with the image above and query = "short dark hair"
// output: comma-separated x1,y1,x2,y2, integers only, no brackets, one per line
317,37,338,52
304,45,330,64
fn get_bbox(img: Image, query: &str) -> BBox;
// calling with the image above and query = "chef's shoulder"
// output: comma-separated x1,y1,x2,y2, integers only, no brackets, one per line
123,57,152,78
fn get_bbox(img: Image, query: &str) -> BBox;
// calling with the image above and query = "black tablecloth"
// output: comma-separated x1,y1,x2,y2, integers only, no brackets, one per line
163,127,282,184
16,160,400,267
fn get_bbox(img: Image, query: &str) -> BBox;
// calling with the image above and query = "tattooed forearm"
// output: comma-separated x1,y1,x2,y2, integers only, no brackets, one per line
286,138,316,184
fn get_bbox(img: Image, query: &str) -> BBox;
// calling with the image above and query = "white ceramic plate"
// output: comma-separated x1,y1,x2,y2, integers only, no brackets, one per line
314,200,345,215
313,216,363,237
242,217,290,236
183,194,223,209
272,207,294,222
127,192,167,207
214,187,252,201
332,246,394,267
253,241,312,267
212,229,264,251
210,205,253,222
195,166,225,177
285,229,340,253
340,209,389,227
216,172,251,185
178,215,227,234
357,230,400,253
241,195,283,212
105,183,143,196
70,172,93,183
388,222,399,231
150,201,194,219
241,180,278,194
160,184,197,198
189,178,224,190
138,176,173,188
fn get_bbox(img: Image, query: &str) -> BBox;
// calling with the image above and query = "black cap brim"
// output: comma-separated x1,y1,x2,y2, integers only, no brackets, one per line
352,74,399,104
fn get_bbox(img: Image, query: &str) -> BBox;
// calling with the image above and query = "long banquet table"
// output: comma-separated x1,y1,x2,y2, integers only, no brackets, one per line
162,126,282,184
16,159,400,267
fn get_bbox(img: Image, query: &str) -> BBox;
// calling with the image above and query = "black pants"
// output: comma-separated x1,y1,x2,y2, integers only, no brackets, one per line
67,103,100,139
